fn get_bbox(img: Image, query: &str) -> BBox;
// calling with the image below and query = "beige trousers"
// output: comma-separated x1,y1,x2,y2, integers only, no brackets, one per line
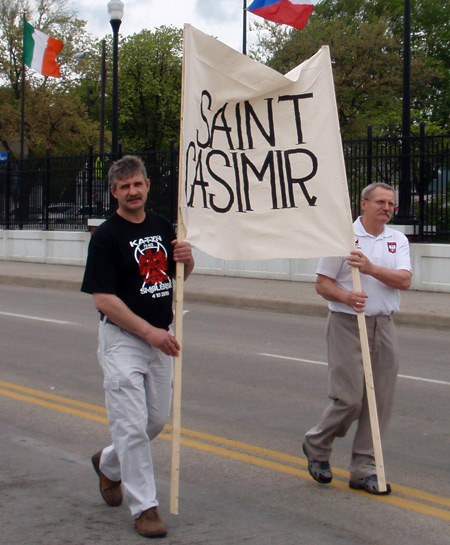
304,311,399,480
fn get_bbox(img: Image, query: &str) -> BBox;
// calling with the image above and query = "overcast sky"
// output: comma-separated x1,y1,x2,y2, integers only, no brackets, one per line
70,0,262,52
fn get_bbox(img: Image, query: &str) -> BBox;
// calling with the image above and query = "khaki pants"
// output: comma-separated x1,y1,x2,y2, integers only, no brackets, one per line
305,312,399,480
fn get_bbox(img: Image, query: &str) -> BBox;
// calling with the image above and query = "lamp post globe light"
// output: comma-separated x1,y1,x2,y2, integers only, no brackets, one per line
107,0,124,159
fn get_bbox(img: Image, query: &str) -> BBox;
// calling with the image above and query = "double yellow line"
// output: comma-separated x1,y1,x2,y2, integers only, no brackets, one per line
1,379,449,522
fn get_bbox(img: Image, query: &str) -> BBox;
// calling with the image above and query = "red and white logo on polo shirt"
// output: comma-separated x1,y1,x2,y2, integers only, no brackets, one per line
387,242,397,253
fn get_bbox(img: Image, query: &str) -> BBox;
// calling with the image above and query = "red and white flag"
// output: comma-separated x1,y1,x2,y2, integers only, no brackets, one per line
248,0,314,30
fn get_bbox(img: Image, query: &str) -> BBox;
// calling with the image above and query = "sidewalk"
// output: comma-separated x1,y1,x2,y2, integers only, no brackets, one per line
1,260,449,330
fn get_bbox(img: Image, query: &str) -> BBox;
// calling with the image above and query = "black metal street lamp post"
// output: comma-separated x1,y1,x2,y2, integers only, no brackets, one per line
99,39,106,158
107,0,124,160
396,0,414,225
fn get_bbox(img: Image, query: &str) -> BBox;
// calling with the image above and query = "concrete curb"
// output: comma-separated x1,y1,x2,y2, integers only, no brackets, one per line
0,275,82,292
394,312,450,331
3,273,449,330
184,292,329,317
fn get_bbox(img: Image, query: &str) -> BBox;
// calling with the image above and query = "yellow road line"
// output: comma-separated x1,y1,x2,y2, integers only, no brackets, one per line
1,381,449,521
159,432,450,521
0,380,107,414
0,387,108,424
166,425,450,509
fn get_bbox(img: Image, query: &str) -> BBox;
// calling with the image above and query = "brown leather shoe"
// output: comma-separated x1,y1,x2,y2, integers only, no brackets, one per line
91,450,123,507
135,507,167,538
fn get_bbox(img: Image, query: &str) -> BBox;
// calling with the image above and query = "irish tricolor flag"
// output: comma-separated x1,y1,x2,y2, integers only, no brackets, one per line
248,0,314,30
23,21,63,78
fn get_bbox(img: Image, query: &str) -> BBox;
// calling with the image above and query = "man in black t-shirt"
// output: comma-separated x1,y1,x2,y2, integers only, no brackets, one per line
81,155,194,538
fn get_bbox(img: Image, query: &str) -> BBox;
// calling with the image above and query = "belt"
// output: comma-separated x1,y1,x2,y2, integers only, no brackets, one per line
99,312,117,327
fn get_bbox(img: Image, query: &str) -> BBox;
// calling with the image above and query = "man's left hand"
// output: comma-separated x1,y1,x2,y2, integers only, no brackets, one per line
172,240,193,264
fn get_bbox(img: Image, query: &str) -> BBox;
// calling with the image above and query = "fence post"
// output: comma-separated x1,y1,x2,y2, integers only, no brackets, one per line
418,122,426,241
5,153,11,230
44,149,51,230
367,125,373,186
87,146,94,215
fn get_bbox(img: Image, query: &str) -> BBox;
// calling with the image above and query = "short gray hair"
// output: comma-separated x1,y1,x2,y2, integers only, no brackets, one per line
361,182,395,201
108,155,147,189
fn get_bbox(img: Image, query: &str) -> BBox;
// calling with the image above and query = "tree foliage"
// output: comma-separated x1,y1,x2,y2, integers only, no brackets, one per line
250,0,450,136
0,0,99,156
0,0,96,91
118,26,183,151
1,0,448,158
0,3,184,157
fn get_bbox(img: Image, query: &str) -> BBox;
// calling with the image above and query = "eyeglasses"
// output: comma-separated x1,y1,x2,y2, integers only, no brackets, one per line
364,199,396,208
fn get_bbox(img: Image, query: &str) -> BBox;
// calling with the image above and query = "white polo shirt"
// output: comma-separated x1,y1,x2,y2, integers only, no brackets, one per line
316,217,412,316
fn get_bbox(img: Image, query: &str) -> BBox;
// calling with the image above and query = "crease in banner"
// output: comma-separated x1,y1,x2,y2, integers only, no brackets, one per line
180,25,354,261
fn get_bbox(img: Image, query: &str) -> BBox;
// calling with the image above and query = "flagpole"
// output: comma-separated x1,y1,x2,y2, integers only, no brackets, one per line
20,64,25,162
20,15,26,162
243,0,247,55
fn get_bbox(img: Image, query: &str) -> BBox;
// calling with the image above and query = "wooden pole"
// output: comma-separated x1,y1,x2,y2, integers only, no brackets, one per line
170,26,188,514
169,258,185,514
351,266,387,492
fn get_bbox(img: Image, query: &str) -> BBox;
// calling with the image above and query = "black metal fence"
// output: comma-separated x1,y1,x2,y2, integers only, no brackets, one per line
1,128,449,242
0,143,179,230
345,125,450,242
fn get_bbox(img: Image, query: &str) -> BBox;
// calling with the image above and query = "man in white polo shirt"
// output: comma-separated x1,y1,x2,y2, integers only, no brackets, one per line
302,182,412,495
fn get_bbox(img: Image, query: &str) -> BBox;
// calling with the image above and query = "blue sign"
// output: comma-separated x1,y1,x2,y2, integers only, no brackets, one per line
0,152,8,162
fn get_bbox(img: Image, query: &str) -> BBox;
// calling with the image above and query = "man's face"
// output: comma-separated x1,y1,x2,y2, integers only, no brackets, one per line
111,172,150,214
361,187,396,224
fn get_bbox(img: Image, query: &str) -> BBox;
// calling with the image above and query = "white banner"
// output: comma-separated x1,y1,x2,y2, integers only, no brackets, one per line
180,25,354,260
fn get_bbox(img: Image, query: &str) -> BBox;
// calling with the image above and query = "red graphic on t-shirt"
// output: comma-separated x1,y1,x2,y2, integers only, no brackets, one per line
138,249,168,284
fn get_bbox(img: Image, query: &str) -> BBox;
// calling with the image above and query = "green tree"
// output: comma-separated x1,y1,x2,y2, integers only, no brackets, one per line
250,0,449,136
118,26,183,151
0,0,100,156
70,38,113,154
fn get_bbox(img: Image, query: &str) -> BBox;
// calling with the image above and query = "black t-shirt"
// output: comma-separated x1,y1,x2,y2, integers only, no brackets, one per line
81,211,176,330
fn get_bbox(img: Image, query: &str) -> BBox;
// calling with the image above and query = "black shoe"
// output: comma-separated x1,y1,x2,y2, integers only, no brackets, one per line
349,474,392,495
302,442,332,484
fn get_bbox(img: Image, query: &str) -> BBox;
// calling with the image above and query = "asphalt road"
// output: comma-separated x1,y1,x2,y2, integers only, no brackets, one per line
0,285,449,545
